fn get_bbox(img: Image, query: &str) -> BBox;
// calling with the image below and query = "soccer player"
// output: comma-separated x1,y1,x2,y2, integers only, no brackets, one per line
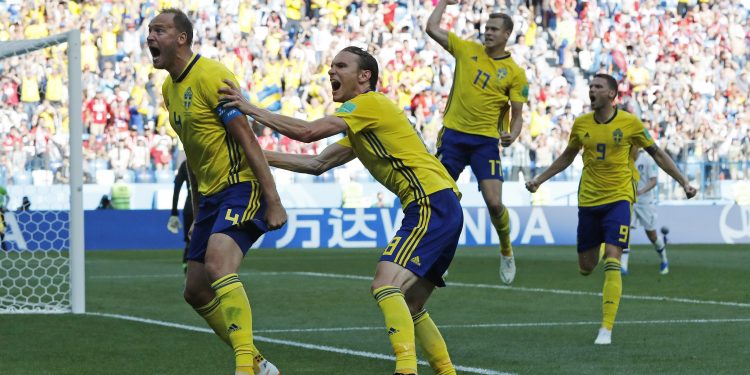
147,9,287,375
167,160,193,273
621,148,669,275
220,46,463,375
426,0,529,284
525,74,696,345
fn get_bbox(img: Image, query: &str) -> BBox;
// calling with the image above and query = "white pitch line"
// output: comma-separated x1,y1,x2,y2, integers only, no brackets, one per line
88,312,511,375
90,271,750,308
253,318,750,334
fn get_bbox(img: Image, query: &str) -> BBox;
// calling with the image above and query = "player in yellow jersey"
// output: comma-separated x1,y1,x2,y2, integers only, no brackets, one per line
220,46,463,375
525,74,697,345
427,0,529,285
147,9,286,375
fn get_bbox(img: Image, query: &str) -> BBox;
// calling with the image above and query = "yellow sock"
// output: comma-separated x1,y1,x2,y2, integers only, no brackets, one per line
212,273,261,371
602,258,622,330
490,207,512,255
373,286,416,374
599,243,606,260
194,296,231,346
413,310,455,375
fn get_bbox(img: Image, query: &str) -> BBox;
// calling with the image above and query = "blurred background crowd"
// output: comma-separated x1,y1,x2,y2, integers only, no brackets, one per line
0,0,748,200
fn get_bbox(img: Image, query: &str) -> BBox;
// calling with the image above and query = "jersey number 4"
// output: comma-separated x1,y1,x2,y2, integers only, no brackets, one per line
172,112,182,131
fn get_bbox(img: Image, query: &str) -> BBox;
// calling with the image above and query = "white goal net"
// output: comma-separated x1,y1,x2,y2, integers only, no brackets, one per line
0,30,84,313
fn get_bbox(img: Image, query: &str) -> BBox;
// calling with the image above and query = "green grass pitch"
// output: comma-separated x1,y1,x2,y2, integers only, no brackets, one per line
1,244,748,374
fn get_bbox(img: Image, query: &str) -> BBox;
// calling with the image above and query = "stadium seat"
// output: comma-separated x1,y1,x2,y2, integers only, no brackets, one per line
31,170,54,186
122,170,136,183
135,170,155,183
154,169,174,184
95,169,115,185
13,171,33,185
93,159,110,172
294,173,314,183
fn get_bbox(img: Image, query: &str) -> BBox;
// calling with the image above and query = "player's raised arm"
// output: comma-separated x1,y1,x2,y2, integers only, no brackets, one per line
264,143,356,176
643,144,697,199
223,114,287,230
426,0,458,50
219,79,347,142
526,144,581,192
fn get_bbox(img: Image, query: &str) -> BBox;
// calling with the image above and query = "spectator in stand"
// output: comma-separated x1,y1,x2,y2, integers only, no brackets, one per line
0,0,746,193
54,156,70,185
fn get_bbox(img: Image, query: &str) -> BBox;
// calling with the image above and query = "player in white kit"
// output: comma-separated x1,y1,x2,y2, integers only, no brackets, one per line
622,148,669,275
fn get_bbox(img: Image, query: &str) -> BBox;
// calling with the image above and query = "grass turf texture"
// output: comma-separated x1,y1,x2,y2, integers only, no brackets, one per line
1,245,748,374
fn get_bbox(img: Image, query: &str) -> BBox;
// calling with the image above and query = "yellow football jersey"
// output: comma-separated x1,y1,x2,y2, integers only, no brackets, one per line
162,54,256,196
334,92,459,208
569,109,655,207
443,32,529,138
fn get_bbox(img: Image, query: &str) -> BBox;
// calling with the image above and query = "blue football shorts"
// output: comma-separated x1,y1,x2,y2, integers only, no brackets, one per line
577,200,631,252
187,181,268,263
379,188,463,287
436,127,503,186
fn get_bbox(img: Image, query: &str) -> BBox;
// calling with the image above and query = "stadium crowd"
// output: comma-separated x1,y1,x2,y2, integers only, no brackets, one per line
0,0,748,198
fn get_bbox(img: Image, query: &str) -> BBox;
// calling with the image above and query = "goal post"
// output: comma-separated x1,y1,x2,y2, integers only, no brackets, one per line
0,30,84,313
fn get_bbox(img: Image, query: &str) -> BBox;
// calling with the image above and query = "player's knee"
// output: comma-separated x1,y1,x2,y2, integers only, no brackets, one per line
488,202,504,217
406,300,425,316
579,268,594,276
183,285,209,308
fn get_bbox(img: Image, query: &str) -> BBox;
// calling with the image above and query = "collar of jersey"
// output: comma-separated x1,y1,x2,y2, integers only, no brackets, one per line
175,54,201,83
492,52,511,60
595,107,618,124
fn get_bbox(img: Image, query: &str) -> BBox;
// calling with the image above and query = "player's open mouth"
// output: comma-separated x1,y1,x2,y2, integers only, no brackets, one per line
331,79,341,92
149,46,161,62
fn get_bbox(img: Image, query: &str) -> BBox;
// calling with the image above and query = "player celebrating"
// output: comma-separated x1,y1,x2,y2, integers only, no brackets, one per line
426,0,529,284
525,74,696,345
220,46,463,375
621,148,670,275
148,9,286,375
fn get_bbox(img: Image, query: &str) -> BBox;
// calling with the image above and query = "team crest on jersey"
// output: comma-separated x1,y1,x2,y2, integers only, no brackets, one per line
496,68,508,81
612,128,624,144
183,87,193,110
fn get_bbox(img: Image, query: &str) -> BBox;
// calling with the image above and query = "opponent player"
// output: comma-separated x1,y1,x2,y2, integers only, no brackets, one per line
426,0,529,284
525,74,696,345
621,148,669,275
167,160,193,273
148,9,286,375
220,46,463,375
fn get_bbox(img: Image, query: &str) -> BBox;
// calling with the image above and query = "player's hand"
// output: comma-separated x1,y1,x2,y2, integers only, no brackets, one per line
264,201,288,231
188,223,195,241
525,179,540,193
683,183,697,199
500,131,513,147
167,215,181,234
218,79,255,115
